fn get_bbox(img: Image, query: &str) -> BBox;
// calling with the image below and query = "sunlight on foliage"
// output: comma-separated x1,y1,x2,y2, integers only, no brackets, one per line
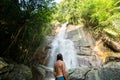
104,27,119,37
53,0,120,39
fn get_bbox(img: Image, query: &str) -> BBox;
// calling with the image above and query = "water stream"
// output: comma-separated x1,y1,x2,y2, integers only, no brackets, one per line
45,22,78,80
47,22,78,70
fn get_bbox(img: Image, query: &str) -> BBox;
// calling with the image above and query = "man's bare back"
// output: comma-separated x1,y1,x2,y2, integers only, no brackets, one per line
54,60,64,77
54,54,67,80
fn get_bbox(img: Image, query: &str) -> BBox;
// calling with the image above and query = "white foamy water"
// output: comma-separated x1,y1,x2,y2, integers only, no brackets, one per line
47,22,78,70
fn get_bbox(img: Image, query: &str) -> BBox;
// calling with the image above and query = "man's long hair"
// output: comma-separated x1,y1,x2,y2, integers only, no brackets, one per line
57,53,63,61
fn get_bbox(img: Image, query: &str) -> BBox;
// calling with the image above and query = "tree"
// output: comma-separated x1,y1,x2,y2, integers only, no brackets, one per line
0,0,55,64
53,0,120,40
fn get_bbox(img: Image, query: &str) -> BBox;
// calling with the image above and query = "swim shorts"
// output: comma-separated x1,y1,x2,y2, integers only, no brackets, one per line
56,76,65,80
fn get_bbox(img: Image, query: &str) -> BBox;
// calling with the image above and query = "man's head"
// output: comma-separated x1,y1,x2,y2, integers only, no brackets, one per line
57,53,63,61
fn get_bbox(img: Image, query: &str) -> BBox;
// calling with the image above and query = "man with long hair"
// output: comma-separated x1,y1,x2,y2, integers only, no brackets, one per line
54,53,68,80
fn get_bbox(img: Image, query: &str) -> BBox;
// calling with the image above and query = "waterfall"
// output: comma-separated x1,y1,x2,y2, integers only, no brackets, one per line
47,22,78,70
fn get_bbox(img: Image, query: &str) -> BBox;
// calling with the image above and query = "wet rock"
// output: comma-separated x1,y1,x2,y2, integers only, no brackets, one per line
77,46,92,56
67,67,90,80
77,56,92,67
33,46,51,65
45,36,54,45
32,64,45,80
66,27,94,55
32,63,52,80
0,64,32,80
77,55,102,68
105,56,120,64
86,62,120,80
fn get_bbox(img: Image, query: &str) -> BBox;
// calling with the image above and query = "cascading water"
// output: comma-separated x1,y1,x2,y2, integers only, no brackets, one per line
47,22,78,70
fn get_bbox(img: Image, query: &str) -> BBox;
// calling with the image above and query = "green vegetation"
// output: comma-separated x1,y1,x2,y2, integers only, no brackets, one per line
53,0,120,40
0,0,55,64
0,0,120,64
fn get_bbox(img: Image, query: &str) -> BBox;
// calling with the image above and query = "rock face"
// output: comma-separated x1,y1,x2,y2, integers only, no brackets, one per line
66,26,102,67
43,24,120,80
45,25,102,67
33,46,51,65
67,67,90,80
86,62,120,80
44,25,102,79
0,57,32,80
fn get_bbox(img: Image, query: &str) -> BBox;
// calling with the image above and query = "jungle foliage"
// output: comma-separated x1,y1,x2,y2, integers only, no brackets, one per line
0,0,55,64
1,0,120,64
53,0,120,40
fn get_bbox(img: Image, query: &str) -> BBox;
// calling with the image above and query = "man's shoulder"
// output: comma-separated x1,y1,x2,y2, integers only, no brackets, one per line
59,61,65,66
55,60,64,64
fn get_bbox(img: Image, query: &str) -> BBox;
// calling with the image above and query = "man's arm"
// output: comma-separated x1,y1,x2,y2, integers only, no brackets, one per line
62,62,68,80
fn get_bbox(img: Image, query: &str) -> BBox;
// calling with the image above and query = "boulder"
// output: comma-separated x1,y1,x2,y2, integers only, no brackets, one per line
32,63,52,80
86,62,120,80
0,62,32,80
33,46,51,65
67,67,90,80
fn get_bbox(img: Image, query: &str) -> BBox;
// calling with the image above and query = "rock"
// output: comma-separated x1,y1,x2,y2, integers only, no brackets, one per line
85,69,99,80
77,46,92,56
0,64,14,75
0,64,32,80
103,62,120,68
0,58,14,80
103,38,120,52
86,62,120,80
45,67,54,80
3,64,32,80
0,57,8,71
105,56,120,64
77,56,92,67
32,63,51,80
45,36,54,45
33,46,51,65
67,67,90,80
55,22,61,27
77,55,102,68
0,57,13,80
0,58,32,80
